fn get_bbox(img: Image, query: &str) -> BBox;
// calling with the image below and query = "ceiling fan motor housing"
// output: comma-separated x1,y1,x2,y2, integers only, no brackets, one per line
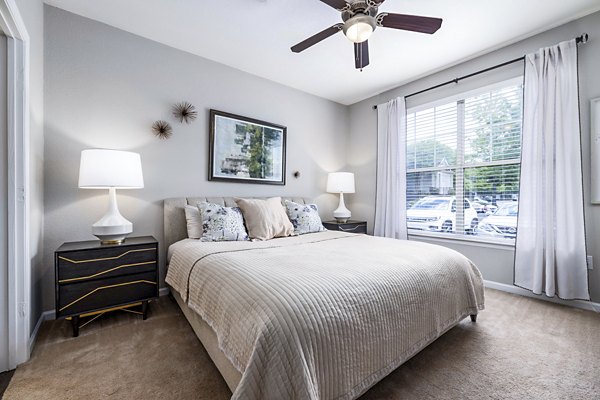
341,0,379,21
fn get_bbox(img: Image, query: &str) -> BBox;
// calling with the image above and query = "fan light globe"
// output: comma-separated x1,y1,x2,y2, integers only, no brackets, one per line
343,14,376,43
345,21,373,43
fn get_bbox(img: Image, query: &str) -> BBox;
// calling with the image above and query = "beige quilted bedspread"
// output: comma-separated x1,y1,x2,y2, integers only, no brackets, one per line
166,231,484,400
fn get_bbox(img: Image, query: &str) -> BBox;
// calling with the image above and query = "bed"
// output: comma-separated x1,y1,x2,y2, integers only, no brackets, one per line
164,197,485,400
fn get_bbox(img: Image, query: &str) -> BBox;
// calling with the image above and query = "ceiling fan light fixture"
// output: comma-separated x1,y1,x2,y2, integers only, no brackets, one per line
291,1,443,70
343,14,376,43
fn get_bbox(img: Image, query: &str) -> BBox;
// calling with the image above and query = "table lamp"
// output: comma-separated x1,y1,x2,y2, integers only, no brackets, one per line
78,149,144,244
326,172,355,223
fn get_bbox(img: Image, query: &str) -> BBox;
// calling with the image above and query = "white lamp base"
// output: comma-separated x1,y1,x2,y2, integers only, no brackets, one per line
333,192,351,223
92,187,133,244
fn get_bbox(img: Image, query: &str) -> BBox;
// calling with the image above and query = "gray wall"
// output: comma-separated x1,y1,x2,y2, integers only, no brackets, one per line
42,6,349,313
347,11,600,302
14,0,45,336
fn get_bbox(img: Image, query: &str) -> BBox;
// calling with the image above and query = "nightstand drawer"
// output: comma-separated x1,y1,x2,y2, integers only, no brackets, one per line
323,220,367,234
336,224,367,233
57,271,158,318
57,244,157,284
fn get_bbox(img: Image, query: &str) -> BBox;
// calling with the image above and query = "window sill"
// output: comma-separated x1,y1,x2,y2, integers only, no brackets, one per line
407,230,516,250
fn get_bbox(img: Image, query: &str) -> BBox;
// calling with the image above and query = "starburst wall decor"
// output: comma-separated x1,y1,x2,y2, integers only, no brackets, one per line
172,101,198,124
152,120,173,139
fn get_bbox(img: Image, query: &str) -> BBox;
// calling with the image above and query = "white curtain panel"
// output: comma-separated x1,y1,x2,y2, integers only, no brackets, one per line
374,97,408,240
515,39,589,300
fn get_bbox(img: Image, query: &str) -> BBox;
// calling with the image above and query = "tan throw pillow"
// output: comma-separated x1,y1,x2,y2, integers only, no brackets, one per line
235,197,294,241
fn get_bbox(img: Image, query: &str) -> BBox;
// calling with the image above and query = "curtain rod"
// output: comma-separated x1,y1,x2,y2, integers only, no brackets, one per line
372,33,589,110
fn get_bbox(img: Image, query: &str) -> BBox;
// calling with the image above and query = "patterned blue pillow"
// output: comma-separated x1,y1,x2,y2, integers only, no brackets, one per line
197,202,249,242
284,200,326,235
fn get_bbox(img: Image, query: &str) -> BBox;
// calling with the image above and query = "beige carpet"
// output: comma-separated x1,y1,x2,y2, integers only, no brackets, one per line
4,289,599,399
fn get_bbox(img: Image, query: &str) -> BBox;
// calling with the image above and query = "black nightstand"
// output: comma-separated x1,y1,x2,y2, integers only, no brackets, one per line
323,220,367,234
55,236,159,337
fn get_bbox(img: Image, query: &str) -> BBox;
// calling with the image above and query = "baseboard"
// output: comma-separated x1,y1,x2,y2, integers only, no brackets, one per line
28,310,54,354
29,287,172,354
484,280,600,312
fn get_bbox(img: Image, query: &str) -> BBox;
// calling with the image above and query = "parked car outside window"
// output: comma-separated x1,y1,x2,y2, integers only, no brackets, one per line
477,202,518,239
471,197,498,216
407,196,479,233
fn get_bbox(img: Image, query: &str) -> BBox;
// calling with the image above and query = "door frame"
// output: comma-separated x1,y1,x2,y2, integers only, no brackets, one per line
0,0,31,368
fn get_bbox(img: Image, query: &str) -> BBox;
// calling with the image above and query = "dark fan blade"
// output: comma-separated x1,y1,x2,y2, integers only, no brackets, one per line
354,41,369,70
319,0,348,11
378,13,443,34
291,24,343,53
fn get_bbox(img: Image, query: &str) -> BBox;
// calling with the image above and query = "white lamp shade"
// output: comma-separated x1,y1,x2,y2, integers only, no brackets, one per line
79,149,144,189
327,172,355,193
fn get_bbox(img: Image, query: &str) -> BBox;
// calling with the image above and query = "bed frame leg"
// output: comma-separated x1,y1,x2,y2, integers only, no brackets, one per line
470,314,477,322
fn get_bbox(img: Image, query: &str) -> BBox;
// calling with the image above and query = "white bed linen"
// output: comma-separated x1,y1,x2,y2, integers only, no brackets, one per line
166,231,484,400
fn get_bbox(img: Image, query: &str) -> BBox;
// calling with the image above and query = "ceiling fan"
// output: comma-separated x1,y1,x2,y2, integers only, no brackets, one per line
291,0,443,70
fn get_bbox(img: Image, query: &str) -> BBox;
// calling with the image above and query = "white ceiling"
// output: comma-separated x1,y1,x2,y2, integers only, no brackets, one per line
44,0,600,105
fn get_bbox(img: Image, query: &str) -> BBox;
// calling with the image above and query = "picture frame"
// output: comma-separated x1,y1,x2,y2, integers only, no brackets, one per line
209,109,287,185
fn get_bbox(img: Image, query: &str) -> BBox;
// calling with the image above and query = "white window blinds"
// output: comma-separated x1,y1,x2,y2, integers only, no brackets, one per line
406,80,523,241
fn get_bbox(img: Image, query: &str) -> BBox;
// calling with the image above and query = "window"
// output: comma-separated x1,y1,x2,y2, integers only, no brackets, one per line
406,80,523,242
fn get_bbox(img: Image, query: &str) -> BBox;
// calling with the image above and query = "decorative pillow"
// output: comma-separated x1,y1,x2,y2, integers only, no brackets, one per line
184,205,202,239
285,200,326,235
197,202,249,242
234,197,294,241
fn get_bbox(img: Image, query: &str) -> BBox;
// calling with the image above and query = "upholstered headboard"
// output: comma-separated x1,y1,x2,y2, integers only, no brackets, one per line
163,196,312,253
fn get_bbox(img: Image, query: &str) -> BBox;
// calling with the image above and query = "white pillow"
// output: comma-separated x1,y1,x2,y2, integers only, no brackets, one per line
234,197,294,241
285,200,326,235
184,205,202,239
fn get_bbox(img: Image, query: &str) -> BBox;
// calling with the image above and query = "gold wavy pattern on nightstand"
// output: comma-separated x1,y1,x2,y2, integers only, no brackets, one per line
58,261,156,283
59,280,157,312
58,248,156,264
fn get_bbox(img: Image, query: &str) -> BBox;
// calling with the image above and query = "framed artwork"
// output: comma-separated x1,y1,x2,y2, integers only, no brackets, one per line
209,109,286,185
